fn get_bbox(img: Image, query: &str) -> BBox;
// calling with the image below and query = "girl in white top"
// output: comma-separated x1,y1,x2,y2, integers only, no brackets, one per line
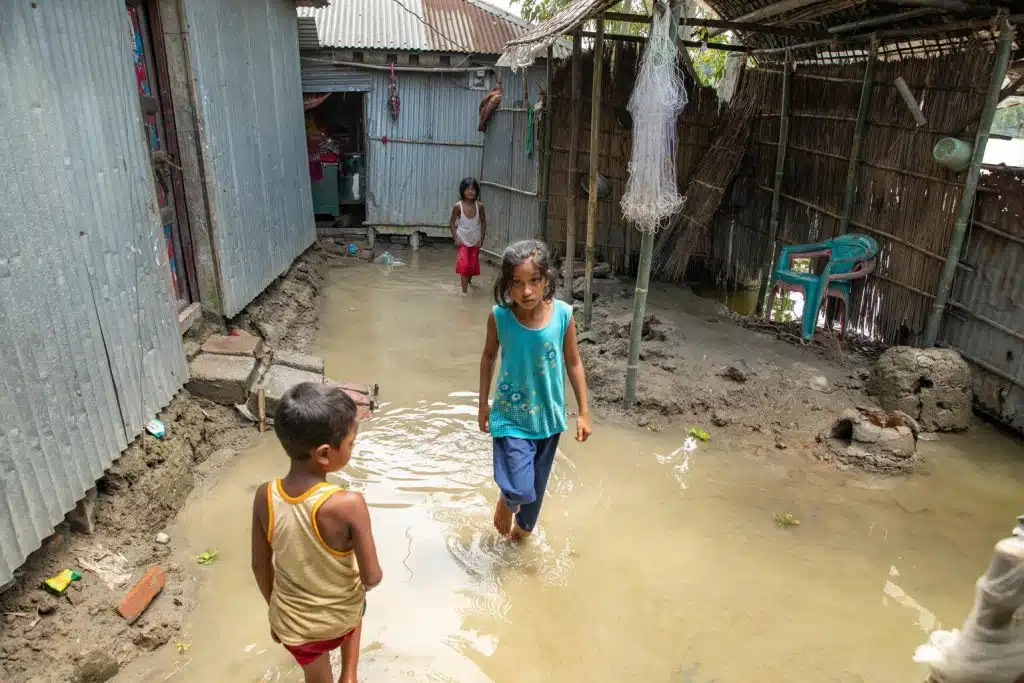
448,177,487,293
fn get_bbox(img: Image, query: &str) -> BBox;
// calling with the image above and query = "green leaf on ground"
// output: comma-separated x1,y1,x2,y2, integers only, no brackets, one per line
773,513,800,528
195,549,218,565
688,427,710,442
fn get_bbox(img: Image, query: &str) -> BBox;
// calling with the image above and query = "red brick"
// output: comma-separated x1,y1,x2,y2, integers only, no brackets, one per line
324,379,369,396
201,331,262,358
117,566,166,624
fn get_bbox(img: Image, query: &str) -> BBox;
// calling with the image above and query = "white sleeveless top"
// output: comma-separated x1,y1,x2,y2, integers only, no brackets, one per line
455,200,482,247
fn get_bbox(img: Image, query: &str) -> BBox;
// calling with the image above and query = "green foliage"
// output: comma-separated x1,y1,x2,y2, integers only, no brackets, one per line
510,0,734,87
992,104,1024,138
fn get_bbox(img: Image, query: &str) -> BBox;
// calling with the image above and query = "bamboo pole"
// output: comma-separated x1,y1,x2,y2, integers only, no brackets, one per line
602,10,829,37
838,38,878,236
707,0,825,37
540,46,555,241
625,0,680,406
923,17,1014,347
564,32,582,286
756,53,793,317
579,30,749,51
583,16,605,330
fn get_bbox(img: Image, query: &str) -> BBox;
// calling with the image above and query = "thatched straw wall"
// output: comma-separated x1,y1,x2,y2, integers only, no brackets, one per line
545,43,720,275
663,47,995,345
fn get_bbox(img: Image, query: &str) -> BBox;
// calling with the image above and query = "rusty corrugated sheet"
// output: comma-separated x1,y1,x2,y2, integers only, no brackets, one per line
0,0,187,585
297,0,558,55
424,0,526,54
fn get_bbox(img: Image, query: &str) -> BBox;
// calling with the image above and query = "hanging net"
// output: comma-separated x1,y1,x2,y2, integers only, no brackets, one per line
620,4,688,233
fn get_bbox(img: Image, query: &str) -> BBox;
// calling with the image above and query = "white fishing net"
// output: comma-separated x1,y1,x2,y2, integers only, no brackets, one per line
620,4,688,232
913,536,1024,683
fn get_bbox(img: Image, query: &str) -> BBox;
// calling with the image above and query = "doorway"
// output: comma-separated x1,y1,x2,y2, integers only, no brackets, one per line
305,92,367,237
126,0,197,312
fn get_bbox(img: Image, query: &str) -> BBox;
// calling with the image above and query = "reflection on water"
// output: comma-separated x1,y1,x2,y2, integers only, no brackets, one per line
120,249,1024,683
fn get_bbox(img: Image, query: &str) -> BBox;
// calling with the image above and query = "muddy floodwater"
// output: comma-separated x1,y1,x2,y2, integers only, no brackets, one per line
121,248,1024,683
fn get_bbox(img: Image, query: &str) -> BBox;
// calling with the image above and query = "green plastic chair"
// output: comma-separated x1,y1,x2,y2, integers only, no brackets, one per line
766,234,878,340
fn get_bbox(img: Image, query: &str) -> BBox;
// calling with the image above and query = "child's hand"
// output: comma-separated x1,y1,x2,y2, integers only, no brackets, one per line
478,405,489,433
575,413,591,442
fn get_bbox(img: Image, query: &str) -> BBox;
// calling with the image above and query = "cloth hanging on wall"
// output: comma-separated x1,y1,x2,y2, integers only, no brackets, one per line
526,101,536,158
303,93,331,111
478,81,503,133
388,64,400,121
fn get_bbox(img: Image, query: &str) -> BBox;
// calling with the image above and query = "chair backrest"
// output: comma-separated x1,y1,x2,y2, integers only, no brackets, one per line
826,234,878,274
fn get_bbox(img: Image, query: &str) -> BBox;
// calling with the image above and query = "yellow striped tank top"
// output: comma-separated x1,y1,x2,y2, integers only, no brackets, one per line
266,479,365,645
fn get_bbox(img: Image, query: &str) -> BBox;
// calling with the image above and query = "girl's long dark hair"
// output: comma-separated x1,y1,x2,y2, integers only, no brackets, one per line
493,239,557,308
459,177,481,201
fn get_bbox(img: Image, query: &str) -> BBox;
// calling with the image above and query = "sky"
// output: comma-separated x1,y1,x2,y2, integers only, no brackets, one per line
483,0,521,16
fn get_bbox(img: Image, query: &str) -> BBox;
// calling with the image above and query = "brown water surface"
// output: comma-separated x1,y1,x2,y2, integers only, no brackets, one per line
120,249,1024,683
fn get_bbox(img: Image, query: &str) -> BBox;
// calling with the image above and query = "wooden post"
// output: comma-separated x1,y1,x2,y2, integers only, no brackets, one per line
540,46,555,241
756,53,793,317
625,0,680,406
838,38,878,235
583,16,605,330
923,18,1014,347
564,32,583,286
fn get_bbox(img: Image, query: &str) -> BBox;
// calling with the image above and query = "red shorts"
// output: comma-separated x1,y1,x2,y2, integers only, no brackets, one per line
283,628,356,667
456,244,481,277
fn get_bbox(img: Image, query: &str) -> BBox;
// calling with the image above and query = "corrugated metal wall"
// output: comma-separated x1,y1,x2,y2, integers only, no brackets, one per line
942,170,1024,432
301,62,373,92
480,106,541,253
298,62,546,238
0,0,187,584
364,70,486,230
183,0,315,318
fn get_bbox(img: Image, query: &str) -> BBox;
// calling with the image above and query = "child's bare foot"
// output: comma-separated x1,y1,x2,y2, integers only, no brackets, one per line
508,523,530,543
493,498,514,536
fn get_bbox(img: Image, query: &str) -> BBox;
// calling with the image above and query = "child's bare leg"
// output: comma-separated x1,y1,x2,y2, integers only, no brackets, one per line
460,275,469,293
338,623,362,683
493,497,515,536
301,654,334,683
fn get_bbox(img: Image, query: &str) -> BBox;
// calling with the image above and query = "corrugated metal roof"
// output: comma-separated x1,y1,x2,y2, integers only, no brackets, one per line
297,0,540,54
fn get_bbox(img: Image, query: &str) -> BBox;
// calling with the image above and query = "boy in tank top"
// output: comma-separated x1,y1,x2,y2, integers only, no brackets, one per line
251,382,383,683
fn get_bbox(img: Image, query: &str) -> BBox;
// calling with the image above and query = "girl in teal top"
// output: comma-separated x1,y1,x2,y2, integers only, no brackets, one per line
478,240,592,541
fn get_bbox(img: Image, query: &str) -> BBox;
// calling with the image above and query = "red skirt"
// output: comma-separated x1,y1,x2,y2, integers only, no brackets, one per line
456,244,481,277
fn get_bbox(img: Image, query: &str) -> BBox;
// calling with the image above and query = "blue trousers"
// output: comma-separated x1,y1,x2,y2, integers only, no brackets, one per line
493,435,560,532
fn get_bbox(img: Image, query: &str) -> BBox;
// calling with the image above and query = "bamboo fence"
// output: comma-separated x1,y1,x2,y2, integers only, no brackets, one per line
654,46,996,346
545,43,720,275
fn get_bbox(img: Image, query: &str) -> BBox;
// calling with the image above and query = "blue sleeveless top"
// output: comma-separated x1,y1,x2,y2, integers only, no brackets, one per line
489,300,573,440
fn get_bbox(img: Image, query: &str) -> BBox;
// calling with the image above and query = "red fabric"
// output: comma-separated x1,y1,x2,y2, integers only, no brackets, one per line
456,245,481,277
283,629,355,667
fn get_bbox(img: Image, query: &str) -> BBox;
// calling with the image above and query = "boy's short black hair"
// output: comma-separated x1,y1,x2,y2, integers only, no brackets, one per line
493,239,556,308
275,382,358,460
459,177,481,200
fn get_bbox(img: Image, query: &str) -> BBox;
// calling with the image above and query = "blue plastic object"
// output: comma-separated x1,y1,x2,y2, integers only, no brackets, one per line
347,243,358,256
766,233,878,340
